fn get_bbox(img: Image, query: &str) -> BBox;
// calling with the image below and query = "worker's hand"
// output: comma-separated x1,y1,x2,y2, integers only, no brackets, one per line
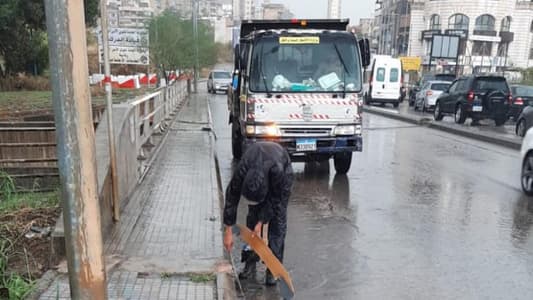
223,226,233,253
254,222,262,237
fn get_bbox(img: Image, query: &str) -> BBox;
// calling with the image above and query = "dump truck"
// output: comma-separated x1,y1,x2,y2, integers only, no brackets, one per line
228,19,371,174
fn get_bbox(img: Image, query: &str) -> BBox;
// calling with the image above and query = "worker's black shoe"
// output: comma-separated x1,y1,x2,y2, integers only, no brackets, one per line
238,261,256,280
265,269,277,286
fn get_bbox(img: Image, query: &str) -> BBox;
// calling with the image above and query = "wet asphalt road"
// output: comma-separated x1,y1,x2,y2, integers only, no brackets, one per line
207,91,533,300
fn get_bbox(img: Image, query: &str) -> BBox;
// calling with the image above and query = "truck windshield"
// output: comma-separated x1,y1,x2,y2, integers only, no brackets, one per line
249,34,362,93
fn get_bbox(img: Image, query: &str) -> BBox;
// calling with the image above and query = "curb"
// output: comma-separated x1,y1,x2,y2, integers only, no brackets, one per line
363,106,521,150
207,97,239,300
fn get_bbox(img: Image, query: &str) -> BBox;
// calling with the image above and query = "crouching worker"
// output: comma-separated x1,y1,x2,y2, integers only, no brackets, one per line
223,142,293,286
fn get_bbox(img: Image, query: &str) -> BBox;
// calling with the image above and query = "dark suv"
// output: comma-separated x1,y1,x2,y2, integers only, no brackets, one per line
434,75,512,126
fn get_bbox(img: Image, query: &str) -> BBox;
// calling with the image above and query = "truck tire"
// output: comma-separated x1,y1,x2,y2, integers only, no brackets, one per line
232,121,243,159
334,152,352,174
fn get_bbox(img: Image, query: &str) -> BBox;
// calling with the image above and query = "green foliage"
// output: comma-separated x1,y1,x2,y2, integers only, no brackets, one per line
189,273,215,283
0,240,35,300
149,10,217,70
0,0,99,76
0,171,16,203
0,190,59,214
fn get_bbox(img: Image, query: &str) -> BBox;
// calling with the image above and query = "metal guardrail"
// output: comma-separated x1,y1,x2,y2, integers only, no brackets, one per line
128,80,188,160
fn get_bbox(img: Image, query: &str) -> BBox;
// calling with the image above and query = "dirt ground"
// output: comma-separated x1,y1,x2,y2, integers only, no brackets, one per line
0,207,60,279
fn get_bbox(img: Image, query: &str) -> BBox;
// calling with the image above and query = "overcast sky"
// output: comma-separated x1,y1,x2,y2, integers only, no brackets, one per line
269,0,374,25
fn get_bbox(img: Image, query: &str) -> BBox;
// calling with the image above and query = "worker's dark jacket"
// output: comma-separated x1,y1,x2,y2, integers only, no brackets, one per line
223,142,293,261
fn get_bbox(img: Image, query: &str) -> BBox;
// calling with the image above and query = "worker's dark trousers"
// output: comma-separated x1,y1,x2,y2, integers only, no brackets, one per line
245,197,290,263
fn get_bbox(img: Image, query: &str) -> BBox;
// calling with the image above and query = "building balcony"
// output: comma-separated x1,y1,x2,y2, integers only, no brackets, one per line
472,30,497,37
499,31,514,43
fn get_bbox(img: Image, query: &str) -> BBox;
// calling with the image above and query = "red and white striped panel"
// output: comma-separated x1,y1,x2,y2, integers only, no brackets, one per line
288,114,330,119
250,97,358,106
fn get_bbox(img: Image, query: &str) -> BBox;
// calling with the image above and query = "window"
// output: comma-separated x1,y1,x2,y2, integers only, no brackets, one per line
447,81,458,93
448,14,469,30
500,16,511,32
475,14,495,31
472,41,492,56
497,42,509,57
249,34,362,92
430,83,451,91
430,14,441,30
530,38,533,59
213,72,231,79
390,68,399,82
376,68,385,82
473,77,509,93
455,79,468,92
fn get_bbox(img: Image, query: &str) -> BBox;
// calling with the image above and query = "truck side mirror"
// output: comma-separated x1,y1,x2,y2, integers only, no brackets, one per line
359,38,371,67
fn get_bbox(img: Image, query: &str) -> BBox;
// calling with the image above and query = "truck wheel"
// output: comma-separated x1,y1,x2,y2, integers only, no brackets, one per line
334,152,352,174
393,101,399,108
231,121,243,159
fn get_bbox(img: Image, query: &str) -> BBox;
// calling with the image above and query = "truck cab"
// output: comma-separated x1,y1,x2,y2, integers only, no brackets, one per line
228,19,371,174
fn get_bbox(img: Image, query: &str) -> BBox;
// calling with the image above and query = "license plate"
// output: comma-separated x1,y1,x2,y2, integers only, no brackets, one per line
472,105,482,112
296,139,317,152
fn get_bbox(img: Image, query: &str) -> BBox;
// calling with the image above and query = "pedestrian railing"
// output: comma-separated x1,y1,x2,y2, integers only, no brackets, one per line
129,80,188,160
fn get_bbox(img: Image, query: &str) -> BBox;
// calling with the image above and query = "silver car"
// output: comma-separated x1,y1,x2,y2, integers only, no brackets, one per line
414,80,452,112
207,70,232,94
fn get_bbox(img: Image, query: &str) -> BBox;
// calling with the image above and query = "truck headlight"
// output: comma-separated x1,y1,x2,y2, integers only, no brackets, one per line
246,125,281,137
334,125,356,135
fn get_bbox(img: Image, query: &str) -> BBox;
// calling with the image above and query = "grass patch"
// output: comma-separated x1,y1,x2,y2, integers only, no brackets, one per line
0,191,59,214
0,87,158,117
0,240,35,300
189,273,216,283
0,91,52,111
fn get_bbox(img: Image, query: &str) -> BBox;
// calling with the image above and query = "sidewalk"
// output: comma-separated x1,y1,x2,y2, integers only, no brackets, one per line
37,91,234,299
364,102,522,150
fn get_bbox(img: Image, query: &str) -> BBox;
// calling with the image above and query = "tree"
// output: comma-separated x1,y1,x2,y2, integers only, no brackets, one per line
0,0,99,76
149,10,216,70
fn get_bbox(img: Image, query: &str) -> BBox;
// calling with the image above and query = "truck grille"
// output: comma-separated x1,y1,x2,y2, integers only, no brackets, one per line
280,127,333,137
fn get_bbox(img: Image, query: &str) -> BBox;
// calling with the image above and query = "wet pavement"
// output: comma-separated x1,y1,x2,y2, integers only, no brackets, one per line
371,101,519,140
209,92,533,299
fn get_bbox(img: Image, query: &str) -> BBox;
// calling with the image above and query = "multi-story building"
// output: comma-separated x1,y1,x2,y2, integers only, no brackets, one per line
262,3,293,20
151,0,191,17
108,0,153,28
375,0,411,57
358,18,373,38
376,0,533,72
410,0,533,72
328,0,341,19
233,0,262,21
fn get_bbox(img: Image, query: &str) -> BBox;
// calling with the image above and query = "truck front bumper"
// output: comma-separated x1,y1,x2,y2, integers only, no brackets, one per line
245,135,363,155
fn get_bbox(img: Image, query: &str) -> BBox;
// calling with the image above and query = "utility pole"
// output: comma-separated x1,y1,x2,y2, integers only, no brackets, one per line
43,1,107,299
100,0,120,221
192,0,200,93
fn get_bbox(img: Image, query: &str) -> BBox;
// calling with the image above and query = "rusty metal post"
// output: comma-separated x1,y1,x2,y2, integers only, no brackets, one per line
100,0,120,221
44,1,108,299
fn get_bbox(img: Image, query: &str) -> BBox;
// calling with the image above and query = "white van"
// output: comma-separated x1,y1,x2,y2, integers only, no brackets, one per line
363,55,402,108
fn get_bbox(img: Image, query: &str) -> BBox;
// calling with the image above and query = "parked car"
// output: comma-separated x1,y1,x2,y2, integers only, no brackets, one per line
434,74,512,126
509,85,533,120
515,106,533,137
520,127,533,195
364,55,403,108
414,80,452,112
409,73,456,106
207,70,232,94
